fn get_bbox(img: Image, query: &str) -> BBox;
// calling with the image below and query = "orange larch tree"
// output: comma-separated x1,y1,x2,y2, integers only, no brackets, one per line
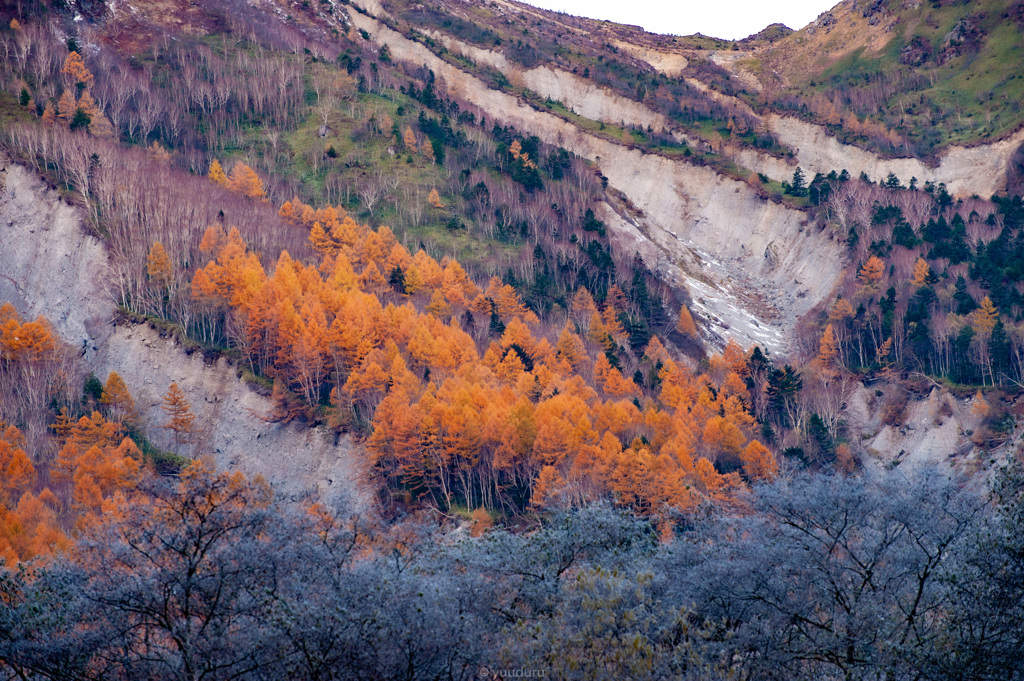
60,50,94,89
162,382,196,455
226,162,266,200
100,371,139,427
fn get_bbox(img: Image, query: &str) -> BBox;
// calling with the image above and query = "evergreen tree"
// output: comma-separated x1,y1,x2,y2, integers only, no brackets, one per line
954,326,976,384
69,107,91,131
787,166,807,196
388,266,406,294
766,365,803,427
954,276,976,315
891,218,918,248
989,319,1012,383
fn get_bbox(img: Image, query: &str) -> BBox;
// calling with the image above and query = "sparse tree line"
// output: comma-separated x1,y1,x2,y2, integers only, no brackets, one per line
391,2,790,159
2,11,676,352
388,0,950,160
1,459,1023,681
2,6,315,171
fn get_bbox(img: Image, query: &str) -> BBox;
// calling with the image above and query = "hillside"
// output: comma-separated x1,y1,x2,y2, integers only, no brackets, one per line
368,0,1024,168
760,0,1024,159
1,0,1024,676
0,0,1021,504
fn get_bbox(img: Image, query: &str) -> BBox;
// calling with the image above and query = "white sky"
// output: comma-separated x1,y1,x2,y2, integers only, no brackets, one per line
520,0,839,41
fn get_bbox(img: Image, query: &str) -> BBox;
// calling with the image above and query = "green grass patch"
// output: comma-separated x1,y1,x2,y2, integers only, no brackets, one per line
0,91,35,132
240,367,274,395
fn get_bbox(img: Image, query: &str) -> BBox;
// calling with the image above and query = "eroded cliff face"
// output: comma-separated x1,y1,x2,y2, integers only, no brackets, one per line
424,30,691,145
0,162,112,360
94,325,371,507
845,383,1016,480
349,5,844,351
683,69,1024,197
764,115,1024,197
0,157,371,508
612,40,689,78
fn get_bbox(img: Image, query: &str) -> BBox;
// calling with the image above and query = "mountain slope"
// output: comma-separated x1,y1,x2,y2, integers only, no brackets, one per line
759,0,1024,157
0,158,370,506
3,0,1024,506
345,4,844,352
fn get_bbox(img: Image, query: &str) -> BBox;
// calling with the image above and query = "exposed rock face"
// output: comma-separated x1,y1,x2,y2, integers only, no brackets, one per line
423,30,688,143
900,35,932,66
844,383,1011,480
0,155,372,508
681,74,1024,197
764,115,1024,197
94,325,371,508
938,16,981,64
610,41,689,77
422,2,1024,201
519,66,682,141
0,161,112,360
362,0,1024,352
348,5,845,352
815,11,837,29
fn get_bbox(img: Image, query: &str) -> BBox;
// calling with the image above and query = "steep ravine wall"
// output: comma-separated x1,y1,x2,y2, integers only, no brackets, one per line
765,115,1024,198
0,162,112,360
844,382,1018,481
94,326,371,507
349,4,845,351
423,30,690,145
0,157,371,508
613,41,689,78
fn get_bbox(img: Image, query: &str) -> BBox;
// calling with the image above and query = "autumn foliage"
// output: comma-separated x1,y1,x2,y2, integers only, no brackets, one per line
0,301,156,566
189,201,776,519
41,51,113,137
208,159,267,200
1,394,143,567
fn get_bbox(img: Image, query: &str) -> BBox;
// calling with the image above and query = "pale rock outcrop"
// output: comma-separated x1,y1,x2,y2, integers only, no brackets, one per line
613,41,689,77
94,325,371,508
423,29,513,73
684,73,1024,196
423,30,688,144
521,66,670,134
0,161,112,359
845,384,1005,477
765,115,1024,197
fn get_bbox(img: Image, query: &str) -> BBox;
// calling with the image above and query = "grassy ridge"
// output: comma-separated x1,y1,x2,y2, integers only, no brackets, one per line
769,0,1024,154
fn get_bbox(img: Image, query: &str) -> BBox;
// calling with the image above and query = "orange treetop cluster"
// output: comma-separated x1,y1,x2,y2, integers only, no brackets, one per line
1,304,144,566
188,202,778,518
